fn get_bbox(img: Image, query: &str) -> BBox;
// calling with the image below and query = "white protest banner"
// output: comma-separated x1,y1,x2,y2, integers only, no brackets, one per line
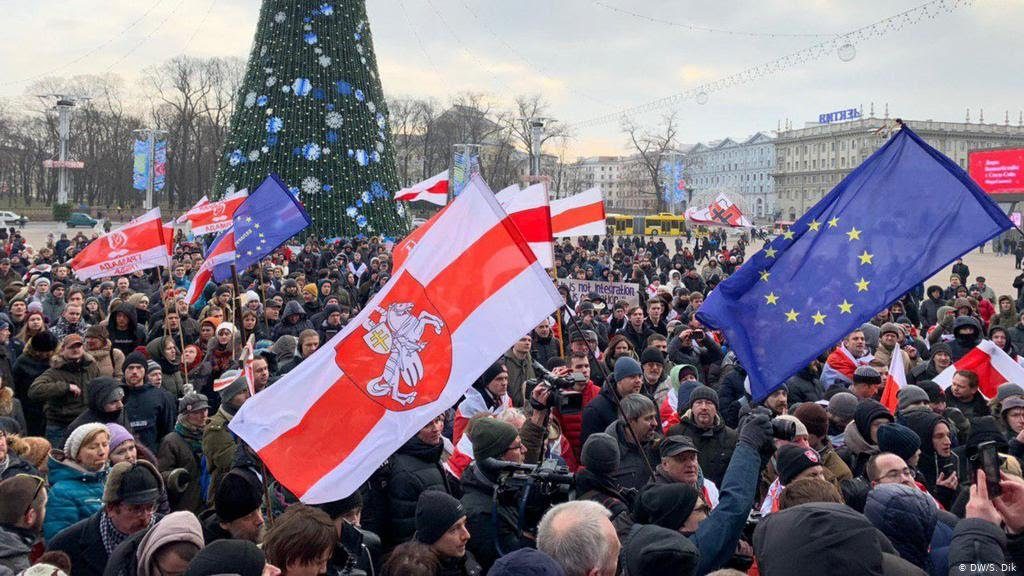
558,278,640,306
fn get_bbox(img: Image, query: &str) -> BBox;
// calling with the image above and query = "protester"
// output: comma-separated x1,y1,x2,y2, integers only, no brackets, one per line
263,505,336,576
0,474,47,575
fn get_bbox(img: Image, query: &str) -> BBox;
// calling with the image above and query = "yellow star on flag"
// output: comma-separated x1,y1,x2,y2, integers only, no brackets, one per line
846,227,861,241
785,309,800,322
764,247,777,258
858,250,874,265
855,277,870,292
827,217,840,228
765,292,779,305
759,270,771,282
812,310,827,325
782,230,795,240
808,219,821,232
838,300,853,314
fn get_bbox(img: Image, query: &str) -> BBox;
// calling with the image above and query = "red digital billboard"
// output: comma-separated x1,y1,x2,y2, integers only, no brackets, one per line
969,148,1024,195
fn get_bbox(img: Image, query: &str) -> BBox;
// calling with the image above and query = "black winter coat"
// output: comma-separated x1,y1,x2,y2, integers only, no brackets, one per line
387,436,453,544
668,414,738,487
107,305,147,357
47,512,109,576
785,367,823,405
123,384,176,454
460,464,521,573
581,383,620,446
11,353,51,437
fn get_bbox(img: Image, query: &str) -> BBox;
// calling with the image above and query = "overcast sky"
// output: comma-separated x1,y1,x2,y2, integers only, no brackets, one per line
3,0,1021,157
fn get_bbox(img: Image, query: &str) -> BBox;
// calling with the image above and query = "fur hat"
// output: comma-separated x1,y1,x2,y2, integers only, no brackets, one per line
103,460,162,504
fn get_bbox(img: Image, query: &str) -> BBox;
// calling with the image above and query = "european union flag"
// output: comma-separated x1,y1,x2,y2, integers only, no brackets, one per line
233,174,311,272
696,125,1012,401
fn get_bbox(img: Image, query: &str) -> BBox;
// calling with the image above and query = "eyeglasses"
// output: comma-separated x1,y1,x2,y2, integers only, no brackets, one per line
505,442,526,453
874,468,914,482
14,474,45,516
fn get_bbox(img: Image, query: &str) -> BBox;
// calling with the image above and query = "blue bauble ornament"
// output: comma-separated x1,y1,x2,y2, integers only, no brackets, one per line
354,89,365,101
320,4,334,16
257,95,268,107
361,190,371,203
335,81,352,95
346,207,358,218
304,32,318,45
326,131,338,143
292,78,312,96
371,181,387,198
266,116,284,133
356,215,368,228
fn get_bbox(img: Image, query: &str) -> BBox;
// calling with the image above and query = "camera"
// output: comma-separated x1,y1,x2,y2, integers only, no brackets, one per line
692,329,705,342
771,418,796,441
529,362,587,414
480,458,575,539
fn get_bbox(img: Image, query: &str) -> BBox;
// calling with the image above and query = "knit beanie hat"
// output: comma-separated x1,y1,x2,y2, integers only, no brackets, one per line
996,383,1024,403
853,366,882,385
897,385,930,411
414,490,467,545
477,361,507,389
624,524,700,576
64,422,109,459
775,444,822,485
303,283,318,297
105,423,134,453
929,342,952,357
854,399,893,443
29,331,58,353
916,380,945,403
876,423,921,462
581,432,620,475
215,468,263,523
470,418,518,463
632,483,700,530
123,351,148,373
214,369,249,402
490,548,567,576
793,402,829,438
688,385,719,410
640,347,665,366
216,322,237,336
774,415,808,438
614,356,642,382
185,540,266,576
146,360,162,375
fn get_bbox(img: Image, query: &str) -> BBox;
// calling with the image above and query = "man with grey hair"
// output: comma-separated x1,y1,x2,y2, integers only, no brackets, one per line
537,500,620,576
608,393,661,490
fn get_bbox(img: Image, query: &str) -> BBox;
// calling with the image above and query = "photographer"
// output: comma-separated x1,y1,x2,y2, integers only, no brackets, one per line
666,323,723,382
459,419,527,572
523,353,601,471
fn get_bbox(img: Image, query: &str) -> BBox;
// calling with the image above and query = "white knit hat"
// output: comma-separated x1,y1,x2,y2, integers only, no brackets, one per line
64,422,109,459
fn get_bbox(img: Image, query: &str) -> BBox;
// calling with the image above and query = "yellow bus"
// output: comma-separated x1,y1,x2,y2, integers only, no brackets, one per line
644,213,687,236
606,214,635,235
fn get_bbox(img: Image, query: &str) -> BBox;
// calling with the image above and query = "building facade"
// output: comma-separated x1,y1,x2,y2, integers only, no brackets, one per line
562,155,659,213
685,132,776,222
774,116,1024,221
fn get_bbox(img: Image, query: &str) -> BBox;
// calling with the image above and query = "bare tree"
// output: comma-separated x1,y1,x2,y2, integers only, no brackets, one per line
508,94,571,175
622,112,680,213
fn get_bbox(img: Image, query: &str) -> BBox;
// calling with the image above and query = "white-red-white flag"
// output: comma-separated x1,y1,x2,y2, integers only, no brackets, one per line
550,187,606,237
184,230,236,306
394,171,449,206
183,190,248,235
934,340,1024,399
176,196,208,224
70,208,169,280
494,183,554,268
391,205,448,271
880,346,908,414
229,175,562,502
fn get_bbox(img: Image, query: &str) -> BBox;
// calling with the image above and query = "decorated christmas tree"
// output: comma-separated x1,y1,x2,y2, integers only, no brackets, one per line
212,1,406,238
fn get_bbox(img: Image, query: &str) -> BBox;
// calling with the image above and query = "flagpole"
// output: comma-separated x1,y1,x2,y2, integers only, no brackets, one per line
177,310,191,394
256,264,271,334
230,264,247,356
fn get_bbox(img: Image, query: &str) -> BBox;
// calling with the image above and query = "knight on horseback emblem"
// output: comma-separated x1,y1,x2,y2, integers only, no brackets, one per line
361,302,444,406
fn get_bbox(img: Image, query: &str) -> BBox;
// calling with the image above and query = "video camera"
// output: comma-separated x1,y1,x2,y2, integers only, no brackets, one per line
479,457,575,539
528,361,587,414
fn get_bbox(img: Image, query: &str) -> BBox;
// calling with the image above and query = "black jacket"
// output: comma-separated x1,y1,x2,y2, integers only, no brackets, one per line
64,376,130,437
785,367,823,405
387,436,453,544
668,413,738,487
107,305,147,358
606,420,660,491
460,464,521,573
947,316,983,362
581,383,620,446
617,323,653,356
947,518,1007,571
123,384,176,454
11,352,52,437
47,512,109,576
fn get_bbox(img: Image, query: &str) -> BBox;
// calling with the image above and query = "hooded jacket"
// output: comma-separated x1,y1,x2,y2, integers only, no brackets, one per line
64,376,129,434
123,379,176,455
919,285,946,329
28,352,101,428
107,304,147,357
864,484,937,573
902,410,958,508
43,454,108,542
0,524,34,576
386,435,453,544
948,316,983,361
460,464,521,573
103,511,205,576
145,337,184,398
270,301,312,341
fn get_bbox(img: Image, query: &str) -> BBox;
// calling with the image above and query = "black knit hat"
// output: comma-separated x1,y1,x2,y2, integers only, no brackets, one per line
853,366,882,385
319,491,363,520
414,490,466,545
185,540,266,576
624,524,700,576
876,423,921,462
775,444,822,485
632,484,700,530
581,432,620,475
123,351,148,373
640,347,665,365
929,342,952,357
688,385,719,410
215,468,263,523
916,380,945,403
29,331,58,353
853,399,893,443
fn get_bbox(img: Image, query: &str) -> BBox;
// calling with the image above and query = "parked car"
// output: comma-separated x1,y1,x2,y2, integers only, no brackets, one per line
66,213,98,228
0,211,27,226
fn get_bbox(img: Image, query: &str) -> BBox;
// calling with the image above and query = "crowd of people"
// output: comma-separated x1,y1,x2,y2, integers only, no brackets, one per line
0,226,1022,576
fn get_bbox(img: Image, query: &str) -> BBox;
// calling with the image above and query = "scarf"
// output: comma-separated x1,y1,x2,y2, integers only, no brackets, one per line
210,344,233,373
0,455,8,476
174,416,204,455
100,511,132,555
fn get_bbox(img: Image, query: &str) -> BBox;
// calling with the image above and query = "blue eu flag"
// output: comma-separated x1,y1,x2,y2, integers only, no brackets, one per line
696,125,1012,401
233,174,311,272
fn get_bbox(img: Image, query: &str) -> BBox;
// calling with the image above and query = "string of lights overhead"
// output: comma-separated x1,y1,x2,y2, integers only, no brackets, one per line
591,1,837,39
